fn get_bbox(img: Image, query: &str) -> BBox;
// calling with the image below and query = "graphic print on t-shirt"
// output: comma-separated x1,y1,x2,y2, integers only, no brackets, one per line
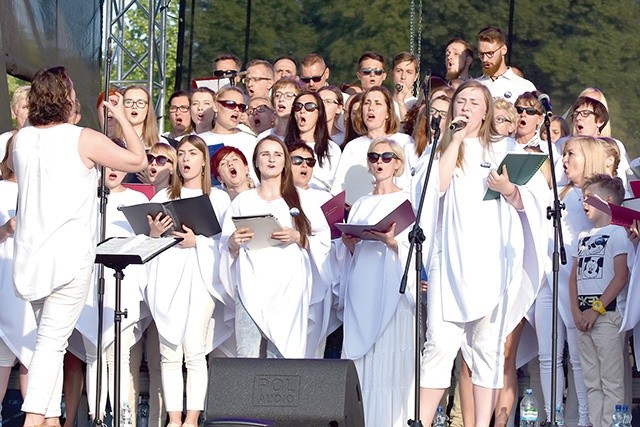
577,234,610,280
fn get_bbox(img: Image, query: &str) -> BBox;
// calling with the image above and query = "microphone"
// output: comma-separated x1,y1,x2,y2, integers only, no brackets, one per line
395,83,404,92
289,207,300,217
449,121,466,132
430,115,441,132
538,93,553,118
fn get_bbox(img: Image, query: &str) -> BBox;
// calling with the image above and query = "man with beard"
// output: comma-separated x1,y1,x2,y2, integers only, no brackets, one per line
445,38,473,82
475,26,536,103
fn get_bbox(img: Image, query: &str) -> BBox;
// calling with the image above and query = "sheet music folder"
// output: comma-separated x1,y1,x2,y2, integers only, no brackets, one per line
95,236,182,270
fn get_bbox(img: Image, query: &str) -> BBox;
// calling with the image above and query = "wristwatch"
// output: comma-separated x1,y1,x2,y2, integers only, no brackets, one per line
592,299,607,315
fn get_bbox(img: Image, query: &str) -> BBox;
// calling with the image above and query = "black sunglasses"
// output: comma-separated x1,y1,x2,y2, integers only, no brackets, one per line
213,69,237,78
293,102,318,112
360,67,384,76
367,152,398,163
300,68,326,84
218,99,248,113
291,155,316,167
147,154,172,166
515,106,541,116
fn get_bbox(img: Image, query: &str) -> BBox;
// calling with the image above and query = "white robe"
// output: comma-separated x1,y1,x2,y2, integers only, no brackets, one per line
0,180,37,367
145,187,232,348
337,191,416,427
219,188,330,358
305,140,341,191
74,188,150,352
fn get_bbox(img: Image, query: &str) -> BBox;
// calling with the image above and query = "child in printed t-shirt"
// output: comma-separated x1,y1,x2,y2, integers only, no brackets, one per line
569,173,633,427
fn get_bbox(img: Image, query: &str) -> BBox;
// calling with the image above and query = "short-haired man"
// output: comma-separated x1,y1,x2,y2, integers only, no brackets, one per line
391,51,419,122
300,53,330,92
475,26,536,102
244,59,275,98
445,38,473,82
213,53,241,74
163,90,192,142
274,56,298,80
356,51,387,90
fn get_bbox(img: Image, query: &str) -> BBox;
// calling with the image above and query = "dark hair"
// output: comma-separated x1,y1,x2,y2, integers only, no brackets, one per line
318,86,344,107
274,55,298,68
284,92,331,168
343,92,365,147
477,26,506,45
288,141,315,158
358,51,386,69
211,145,248,180
252,136,312,246
169,90,190,105
214,53,241,69
514,91,544,115
583,173,625,205
571,96,610,133
28,66,74,126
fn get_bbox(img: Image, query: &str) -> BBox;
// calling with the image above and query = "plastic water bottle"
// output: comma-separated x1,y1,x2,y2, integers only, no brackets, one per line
622,404,632,427
433,405,447,427
519,388,539,427
612,404,624,427
120,401,133,427
555,404,565,426
137,395,150,427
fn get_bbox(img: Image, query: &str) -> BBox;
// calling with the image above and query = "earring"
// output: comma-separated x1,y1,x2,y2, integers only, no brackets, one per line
201,165,205,176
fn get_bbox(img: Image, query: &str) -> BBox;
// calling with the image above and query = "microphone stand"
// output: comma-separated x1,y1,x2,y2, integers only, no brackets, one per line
542,110,566,427
399,72,436,427
93,29,113,426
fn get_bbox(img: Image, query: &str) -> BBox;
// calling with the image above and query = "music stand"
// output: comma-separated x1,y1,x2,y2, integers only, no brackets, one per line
95,235,182,427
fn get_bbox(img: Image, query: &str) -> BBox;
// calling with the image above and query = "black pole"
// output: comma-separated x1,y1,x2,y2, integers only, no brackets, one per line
174,0,186,91
507,0,515,65
186,0,196,86
243,0,252,68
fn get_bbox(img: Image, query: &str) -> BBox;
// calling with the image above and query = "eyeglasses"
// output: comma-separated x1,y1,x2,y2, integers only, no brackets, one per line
322,98,340,106
300,68,326,84
169,105,189,113
242,76,272,85
291,155,316,167
218,99,248,113
293,102,318,112
359,67,385,76
147,154,173,166
213,70,238,78
274,91,297,100
429,107,448,119
515,106,541,116
477,45,503,59
572,110,596,119
123,99,149,108
367,152,398,163
495,116,512,124
248,105,273,115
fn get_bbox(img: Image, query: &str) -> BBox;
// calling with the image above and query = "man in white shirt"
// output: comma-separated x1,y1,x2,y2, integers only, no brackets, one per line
475,26,536,103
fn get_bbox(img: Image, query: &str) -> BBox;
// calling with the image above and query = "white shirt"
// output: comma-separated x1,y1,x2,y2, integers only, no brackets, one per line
476,67,536,103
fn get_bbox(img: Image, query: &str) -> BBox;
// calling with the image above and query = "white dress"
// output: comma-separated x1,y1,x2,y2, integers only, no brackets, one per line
0,180,37,367
337,190,416,427
145,187,232,349
331,133,414,204
306,140,341,191
219,188,330,358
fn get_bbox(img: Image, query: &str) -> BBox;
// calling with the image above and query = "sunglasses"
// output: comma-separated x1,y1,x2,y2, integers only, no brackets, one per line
360,67,384,76
248,105,273,115
300,68,326,84
291,155,316,167
213,69,237,78
147,154,173,166
218,99,248,113
293,102,318,112
515,106,541,116
367,152,398,163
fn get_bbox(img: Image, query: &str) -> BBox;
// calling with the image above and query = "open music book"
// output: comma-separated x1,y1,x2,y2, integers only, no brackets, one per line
583,195,640,228
95,235,182,268
335,199,415,240
118,195,221,237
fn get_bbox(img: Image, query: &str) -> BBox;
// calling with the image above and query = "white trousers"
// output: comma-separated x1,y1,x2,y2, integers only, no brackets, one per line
21,257,93,417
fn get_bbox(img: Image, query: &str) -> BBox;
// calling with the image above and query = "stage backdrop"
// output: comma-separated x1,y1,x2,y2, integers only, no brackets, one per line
0,0,102,131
